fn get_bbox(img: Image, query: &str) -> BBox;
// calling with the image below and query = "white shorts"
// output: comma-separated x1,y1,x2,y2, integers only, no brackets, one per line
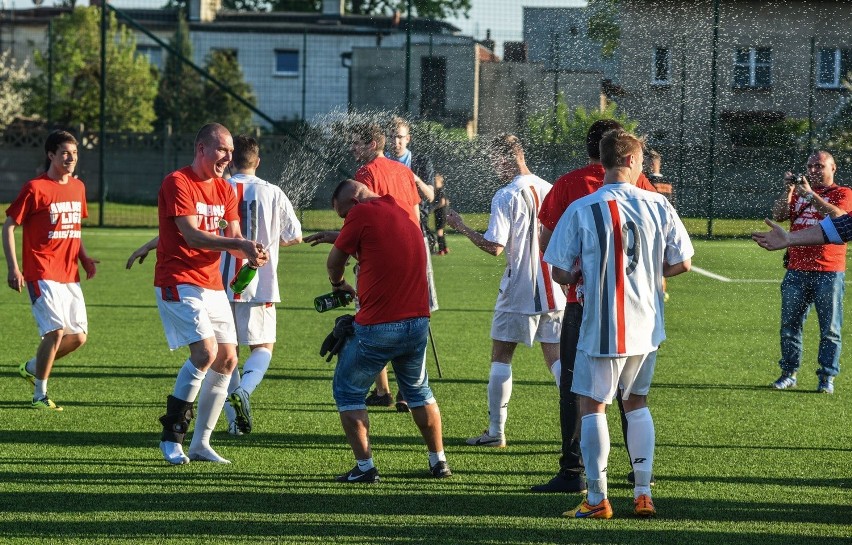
490,310,563,347
232,302,277,345
155,284,237,350
28,280,88,337
571,350,657,404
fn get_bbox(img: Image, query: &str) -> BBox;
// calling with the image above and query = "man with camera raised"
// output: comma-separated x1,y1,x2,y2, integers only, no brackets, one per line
768,151,852,394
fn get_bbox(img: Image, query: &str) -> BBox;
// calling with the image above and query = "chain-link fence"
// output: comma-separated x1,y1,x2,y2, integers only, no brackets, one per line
2,0,851,235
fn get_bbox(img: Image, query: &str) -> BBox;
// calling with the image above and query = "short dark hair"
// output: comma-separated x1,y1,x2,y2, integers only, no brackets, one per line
44,130,77,171
488,133,524,161
232,135,260,170
587,120,623,160
350,123,386,150
331,178,358,207
599,129,645,170
194,122,229,148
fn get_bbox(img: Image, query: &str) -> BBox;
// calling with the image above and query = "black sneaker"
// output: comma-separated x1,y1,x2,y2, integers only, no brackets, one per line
395,391,410,413
627,471,656,486
336,465,380,483
430,460,452,478
365,389,393,407
530,473,587,493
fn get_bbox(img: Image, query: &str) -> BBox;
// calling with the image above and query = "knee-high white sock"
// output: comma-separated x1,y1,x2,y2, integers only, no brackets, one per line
189,370,229,452
25,357,37,376
487,362,512,437
239,347,272,395
223,368,241,425
550,359,561,388
173,360,206,403
625,406,655,498
580,412,610,505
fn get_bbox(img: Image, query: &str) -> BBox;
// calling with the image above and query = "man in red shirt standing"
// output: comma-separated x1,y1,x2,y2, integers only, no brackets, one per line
532,120,658,493
325,179,450,482
128,123,267,465
4,130,98,411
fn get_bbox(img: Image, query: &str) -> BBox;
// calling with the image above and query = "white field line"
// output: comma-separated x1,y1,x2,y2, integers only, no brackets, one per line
691,266,852,284
691,266,732,282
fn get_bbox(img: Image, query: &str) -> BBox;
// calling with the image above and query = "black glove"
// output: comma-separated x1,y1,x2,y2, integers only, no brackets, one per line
320,314,355,362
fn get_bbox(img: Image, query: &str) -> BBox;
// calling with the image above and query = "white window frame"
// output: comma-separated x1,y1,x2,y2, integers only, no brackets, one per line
274,49,299,77
733,47,771,89
651,47,671,85
817,48,845,89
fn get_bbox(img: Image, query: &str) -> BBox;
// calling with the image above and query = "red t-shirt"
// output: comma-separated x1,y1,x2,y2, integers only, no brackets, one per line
155,166,239,289
788,184,852,272
355,156,420,226
5,174,88,283
538,164,656,303
334,195,429,325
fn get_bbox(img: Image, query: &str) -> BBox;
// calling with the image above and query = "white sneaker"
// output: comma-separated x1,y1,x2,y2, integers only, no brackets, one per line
466,429,506,447
228,421,243,436
160,441,190,465
188,446,231,464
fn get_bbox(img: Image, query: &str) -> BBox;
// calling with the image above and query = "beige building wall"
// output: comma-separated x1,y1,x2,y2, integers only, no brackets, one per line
616,0,852,145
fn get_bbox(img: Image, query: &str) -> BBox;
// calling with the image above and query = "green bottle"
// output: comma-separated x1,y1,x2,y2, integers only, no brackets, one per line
314,291,353,312
229,263,258,294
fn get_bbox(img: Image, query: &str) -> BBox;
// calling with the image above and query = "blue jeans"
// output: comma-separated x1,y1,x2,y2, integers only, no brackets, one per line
779,270,844,378
333,317,434,412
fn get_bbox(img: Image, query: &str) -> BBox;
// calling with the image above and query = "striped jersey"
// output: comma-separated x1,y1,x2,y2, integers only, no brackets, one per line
220,173,302,303
485,173,566,315
544,182,693,356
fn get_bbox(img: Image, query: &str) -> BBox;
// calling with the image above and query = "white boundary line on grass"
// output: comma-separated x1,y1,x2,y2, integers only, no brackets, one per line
690,266,731,282
691,265,852,284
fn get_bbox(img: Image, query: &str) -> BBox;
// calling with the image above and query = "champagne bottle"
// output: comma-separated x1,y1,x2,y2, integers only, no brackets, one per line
314,291,353,312
229,263,258,294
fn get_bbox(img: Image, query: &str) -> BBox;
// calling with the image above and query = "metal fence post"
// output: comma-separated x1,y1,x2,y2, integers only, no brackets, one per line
98,3,107,227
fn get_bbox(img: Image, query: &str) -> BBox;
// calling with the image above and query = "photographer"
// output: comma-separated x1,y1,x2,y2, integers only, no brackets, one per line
767,151,852,394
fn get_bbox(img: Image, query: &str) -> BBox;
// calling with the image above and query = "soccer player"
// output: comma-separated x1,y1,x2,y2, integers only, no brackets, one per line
544,129,693,519
446,134,566,448
220,135,302,435
3,130,98,411
326,179,450,482
127,123,267,465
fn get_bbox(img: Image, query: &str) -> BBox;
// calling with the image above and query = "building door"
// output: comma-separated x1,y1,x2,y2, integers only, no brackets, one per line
421,56,447,118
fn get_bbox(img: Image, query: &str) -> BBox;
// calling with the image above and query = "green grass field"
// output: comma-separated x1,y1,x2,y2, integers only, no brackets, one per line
1,227,851,544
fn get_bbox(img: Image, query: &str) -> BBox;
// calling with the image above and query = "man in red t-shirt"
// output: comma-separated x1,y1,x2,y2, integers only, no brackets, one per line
126,123,268,465
766,151,852,395
532,120,659,493
324,179,450,482
4,130,98,412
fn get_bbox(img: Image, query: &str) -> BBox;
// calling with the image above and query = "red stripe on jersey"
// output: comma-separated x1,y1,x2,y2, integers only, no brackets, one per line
529,186,557,310
232,182,245,301
607,200,626,354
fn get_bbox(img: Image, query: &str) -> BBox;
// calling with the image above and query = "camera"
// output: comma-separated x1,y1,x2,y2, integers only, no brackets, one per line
786,174,808,185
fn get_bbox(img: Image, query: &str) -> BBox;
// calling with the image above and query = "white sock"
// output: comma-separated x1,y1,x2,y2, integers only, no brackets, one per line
239,347,272,395
34,379,47,399
189,370,229,454
25,358,37,376
550,359,561,388
580,412,610,505
223,369,241,425
357,457,375,471
173,360,206,402
625,407,655,498
428,450,446,466
487,362,512,437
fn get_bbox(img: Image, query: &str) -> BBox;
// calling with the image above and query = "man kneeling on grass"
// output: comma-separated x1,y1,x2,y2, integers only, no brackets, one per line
324,179,451,483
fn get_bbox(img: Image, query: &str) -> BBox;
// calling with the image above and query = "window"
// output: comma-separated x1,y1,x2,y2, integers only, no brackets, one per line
136,45,163,70
652,47,670,85
817,48,851,89
733,47,771,89
274,49,299,76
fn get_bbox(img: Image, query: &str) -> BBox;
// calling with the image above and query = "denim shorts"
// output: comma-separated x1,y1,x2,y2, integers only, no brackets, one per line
332,317,435,412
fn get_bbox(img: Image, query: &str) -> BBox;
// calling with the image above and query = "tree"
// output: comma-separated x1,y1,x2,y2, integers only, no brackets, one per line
27,7,158,132
216,0,470,19
0,51,30,130
202,50,257,135
588,0,620,59
526,95,638,157
154,13,207,134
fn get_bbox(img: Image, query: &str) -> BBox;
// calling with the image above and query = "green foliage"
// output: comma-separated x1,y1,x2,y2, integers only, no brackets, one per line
588,0,620,59
727,118,810,148
27,7,157,132
0,50,30,130
202,50,257,135
526,95,638,154
221,0,471,17
154,13,207,134
412,119,470,141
